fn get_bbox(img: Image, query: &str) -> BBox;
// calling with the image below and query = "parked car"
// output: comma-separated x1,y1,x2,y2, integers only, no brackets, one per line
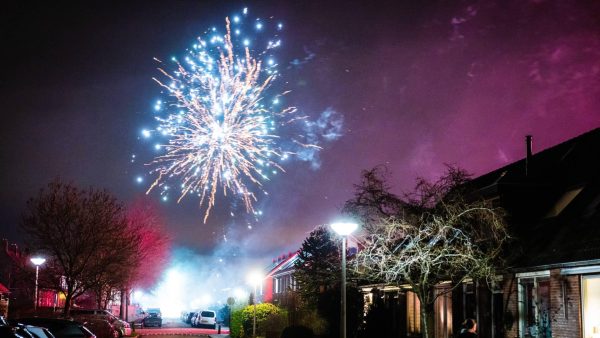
81,319,119,338
21,325,56,338
185,311,196,324
69,309,130,337
142,308,162,328
193,310,217,329
189,312,199,327
0,326,24,338
14,318,96,338
145,308,161,317
0,316,55,338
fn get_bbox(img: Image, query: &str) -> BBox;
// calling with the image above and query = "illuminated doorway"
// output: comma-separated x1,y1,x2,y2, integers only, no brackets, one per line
582,275,600,338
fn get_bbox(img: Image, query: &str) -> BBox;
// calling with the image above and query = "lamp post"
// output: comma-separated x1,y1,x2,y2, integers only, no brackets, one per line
248,272,263,338
331,222,358,338
30,257,46,311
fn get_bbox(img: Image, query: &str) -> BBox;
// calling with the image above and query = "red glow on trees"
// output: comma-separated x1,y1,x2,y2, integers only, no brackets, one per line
124,198,170,289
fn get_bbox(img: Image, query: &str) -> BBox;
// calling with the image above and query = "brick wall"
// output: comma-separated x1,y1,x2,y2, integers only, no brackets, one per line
549,269,581,338
502,271,583,338
502,274,520,338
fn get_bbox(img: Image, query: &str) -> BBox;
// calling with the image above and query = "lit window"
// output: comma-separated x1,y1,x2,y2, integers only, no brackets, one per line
435,286,453,338
407,291,421,334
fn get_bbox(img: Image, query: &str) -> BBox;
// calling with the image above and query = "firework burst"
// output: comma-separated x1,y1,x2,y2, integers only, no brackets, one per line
144,10,311,223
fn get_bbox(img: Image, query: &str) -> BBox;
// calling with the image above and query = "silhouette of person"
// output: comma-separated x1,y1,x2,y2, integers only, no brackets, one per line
459,318,477,338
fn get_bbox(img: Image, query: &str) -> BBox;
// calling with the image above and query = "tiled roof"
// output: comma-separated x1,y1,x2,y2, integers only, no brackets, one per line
470,128,600,269
265,252,299,277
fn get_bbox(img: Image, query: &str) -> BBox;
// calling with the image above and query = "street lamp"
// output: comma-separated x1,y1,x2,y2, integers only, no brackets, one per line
331,222,358,338
247,271,263,338
30,257,46,311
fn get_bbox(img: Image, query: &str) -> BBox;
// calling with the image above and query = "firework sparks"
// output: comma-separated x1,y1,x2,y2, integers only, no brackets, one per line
144,10,310,223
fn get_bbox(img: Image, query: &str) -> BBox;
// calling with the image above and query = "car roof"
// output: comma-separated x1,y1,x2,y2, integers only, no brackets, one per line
18,318,80,323
16,318,83,326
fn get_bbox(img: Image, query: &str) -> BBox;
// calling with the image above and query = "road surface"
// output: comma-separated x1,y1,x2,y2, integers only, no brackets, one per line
136,317,229,337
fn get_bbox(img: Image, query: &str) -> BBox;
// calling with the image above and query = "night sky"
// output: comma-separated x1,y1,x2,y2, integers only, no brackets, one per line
2,0,600,264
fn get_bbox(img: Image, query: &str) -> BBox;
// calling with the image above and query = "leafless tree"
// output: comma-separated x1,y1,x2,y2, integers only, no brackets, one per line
123,199,170,290
21,180,129,314
83,199,170,311
345,166,509,338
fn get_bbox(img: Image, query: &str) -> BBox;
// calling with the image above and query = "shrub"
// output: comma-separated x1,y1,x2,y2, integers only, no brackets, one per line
295,308,328,336
239,303,288,337
230,308,245,338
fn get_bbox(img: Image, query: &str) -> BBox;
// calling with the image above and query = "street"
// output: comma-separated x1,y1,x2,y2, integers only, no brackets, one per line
135,317,229,337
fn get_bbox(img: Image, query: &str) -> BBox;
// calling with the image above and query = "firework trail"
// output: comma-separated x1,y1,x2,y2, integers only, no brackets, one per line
144,10,314,223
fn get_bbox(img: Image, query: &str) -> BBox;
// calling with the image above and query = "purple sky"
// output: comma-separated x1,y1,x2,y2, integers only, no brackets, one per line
2,0,599,264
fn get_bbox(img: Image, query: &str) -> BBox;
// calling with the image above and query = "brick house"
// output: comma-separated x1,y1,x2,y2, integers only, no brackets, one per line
470,128,600,338
263,252,299,305
0,239,63,315
358,128,600,338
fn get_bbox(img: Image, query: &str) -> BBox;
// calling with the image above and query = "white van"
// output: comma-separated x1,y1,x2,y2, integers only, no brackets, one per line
193,310,217,329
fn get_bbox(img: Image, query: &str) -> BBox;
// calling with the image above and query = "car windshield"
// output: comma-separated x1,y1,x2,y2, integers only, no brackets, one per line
26,326,55,338
201,311,215,317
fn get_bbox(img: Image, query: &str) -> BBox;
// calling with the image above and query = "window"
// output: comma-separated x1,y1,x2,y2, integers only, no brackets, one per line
492,287,504,338
407,291,421,335
582,275,600,338
463,282,476,320
519,276,551,337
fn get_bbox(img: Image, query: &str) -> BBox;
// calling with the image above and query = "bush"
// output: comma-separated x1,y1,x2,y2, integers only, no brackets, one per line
230,308,245,338
230,303,288,338
295,308,328,336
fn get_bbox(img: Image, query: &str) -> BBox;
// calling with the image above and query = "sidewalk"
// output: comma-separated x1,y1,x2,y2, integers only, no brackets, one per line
208,335,230,338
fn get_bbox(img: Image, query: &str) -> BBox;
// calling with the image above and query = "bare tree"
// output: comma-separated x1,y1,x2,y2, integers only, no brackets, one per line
83,199,170,310
345,166,509,338
123,199,170,289
21,180,129,314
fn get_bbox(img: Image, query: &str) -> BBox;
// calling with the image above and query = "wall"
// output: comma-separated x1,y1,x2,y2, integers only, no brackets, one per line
550,269,581,338
502,274,520,338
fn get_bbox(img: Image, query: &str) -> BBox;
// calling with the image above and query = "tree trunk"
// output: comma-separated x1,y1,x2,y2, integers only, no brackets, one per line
120,288,128,321
64,292,73,316
96,289,102,309
420,302,435,338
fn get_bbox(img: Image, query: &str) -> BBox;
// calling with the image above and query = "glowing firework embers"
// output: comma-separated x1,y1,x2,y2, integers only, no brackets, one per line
146,11,298,223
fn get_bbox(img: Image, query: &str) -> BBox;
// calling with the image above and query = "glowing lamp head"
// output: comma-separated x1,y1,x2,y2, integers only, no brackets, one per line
233,288,246,299
331,222,358,236
30,257,46,266
247,271,263,286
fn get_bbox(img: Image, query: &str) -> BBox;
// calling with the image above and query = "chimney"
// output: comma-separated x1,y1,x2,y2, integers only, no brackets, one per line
526,135,533,176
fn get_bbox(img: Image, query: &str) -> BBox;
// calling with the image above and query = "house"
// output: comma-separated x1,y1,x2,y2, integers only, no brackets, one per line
468,128,600,338
263,252,299,305
0,239,64,315
257,128,600,338
0,282,9,317
359,128,600,338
